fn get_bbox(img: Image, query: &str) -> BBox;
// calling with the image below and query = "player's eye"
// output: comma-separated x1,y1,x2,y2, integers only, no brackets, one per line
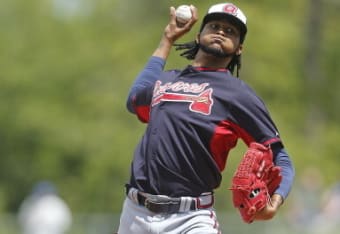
224,27,235,35
209,23,220,31
207,23,238,36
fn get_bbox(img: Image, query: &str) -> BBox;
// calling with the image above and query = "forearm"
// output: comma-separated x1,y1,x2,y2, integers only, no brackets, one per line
152,36,174,60
272,147,295,200
254,147,294,221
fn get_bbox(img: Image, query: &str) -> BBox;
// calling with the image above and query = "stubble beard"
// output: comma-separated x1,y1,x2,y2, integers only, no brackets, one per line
199,43,234,58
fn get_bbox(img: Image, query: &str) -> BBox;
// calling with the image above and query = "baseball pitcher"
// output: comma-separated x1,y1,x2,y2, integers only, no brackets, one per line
117,2,295,233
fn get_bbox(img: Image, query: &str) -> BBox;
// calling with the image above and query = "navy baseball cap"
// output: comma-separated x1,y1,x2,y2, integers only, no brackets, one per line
200,3,247,43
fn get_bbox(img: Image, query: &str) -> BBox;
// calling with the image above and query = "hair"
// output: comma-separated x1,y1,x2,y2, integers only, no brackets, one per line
174,41,242,77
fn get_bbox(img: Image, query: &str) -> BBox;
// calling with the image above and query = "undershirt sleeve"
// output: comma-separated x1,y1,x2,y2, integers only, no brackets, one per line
272,146,295,200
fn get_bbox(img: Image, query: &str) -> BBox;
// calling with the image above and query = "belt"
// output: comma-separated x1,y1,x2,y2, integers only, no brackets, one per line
126,187,214,214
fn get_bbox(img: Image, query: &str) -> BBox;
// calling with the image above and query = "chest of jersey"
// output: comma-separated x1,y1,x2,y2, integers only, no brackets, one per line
149,69,242,125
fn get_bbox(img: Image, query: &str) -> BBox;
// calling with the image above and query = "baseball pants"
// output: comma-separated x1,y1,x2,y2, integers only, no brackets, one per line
117,197,221,234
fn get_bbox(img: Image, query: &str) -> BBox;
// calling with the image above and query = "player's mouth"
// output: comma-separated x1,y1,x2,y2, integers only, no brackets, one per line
211,36,225,44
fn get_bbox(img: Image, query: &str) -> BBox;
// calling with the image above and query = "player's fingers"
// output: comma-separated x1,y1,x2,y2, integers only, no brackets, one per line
169,6,177,25
190,5,198,22
182,5,198,29
254,201,278,221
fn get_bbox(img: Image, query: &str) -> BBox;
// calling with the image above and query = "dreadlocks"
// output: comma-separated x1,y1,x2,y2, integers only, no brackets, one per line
174,41,198,60
174,41,242,77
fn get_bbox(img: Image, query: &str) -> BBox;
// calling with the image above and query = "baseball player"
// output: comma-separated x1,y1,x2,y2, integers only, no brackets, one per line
117,3,295,234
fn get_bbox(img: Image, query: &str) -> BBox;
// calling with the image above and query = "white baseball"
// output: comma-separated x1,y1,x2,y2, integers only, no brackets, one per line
175,5,192,25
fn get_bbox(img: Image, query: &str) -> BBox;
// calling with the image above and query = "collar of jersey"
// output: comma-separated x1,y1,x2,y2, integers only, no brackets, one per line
193,66,228,72
186,65,228,72
181,65,229,75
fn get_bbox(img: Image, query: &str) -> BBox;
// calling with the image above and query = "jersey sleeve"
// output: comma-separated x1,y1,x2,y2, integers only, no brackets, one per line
126,56,166,123
230,83,282,147
230,84,294,199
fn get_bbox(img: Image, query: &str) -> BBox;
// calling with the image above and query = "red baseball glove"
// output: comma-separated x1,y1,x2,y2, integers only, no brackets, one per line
230,142,282,223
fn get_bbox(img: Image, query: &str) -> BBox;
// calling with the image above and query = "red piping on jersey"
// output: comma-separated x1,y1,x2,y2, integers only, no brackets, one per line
210,120,255,171
194,67,229,72
263,138,280,146
132,96,150,123
135,105,150,123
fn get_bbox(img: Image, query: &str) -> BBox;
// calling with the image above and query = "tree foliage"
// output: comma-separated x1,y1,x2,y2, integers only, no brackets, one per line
0,0,339,213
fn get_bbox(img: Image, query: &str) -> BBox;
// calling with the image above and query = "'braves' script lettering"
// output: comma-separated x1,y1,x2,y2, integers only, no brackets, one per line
153,81,210,97
152,80,213,115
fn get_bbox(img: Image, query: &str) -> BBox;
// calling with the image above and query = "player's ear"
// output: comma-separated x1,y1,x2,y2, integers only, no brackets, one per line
195,33,200,44
236,44,243,56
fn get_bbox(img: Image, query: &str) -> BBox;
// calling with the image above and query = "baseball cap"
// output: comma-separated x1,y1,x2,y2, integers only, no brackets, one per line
200,3,247,43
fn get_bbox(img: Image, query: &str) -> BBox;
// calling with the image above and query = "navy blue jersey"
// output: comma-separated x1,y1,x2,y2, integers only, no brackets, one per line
126,57,292,198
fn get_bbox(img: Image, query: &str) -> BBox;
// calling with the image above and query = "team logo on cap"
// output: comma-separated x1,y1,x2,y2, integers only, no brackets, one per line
223,4,238,16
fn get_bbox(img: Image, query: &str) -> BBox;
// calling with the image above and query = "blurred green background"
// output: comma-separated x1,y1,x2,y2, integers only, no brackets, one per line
1,0,339,233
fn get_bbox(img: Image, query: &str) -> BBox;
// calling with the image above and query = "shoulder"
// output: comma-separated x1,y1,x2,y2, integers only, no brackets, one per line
226,78,268,112
216,73,261,101
231,78,263,102
159,68,186,81
164,68,182,75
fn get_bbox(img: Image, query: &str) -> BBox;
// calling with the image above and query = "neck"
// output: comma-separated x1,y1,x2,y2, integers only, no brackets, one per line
192,50,232,69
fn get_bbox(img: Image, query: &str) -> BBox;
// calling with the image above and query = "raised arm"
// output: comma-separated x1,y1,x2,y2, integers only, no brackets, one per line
126,5,198,118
